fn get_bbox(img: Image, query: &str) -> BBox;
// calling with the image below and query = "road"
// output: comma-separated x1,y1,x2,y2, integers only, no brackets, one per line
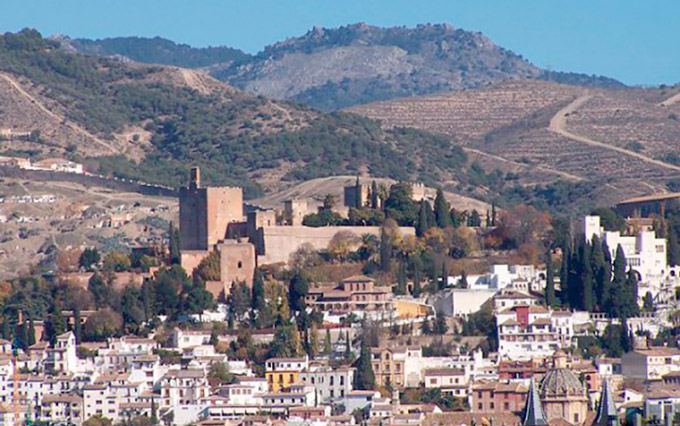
659,92,680,107
548,95,680,172
0,72,120,155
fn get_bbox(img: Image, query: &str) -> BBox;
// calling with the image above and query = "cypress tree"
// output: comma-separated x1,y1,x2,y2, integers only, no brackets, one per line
621,317,632,353
309,324,319,359
344,330,352,361
450,208,459,228
74,307,82,344
625,270,640,318
354,176,362,208
434,188,451,228
468,210,481,227
491,203,497,226
485,209,491,228
580,242,594,311
416,201,432,237
27,315,36,347
669,229,680,266
545,249,556,307
380,225,392,273
559,245,570,306
355,338,375,390
396,261,407,295
609,245,627,318
169,221,181,265
324,329,332,355
371,181,379,210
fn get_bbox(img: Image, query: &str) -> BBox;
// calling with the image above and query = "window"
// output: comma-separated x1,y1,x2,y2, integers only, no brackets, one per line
478,403,483,410
237,261,243,268
504,402,509,410
340,376,344,385
490,402,495,410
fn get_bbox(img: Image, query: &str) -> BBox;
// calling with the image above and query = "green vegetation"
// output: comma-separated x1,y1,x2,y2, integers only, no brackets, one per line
71,36,251,68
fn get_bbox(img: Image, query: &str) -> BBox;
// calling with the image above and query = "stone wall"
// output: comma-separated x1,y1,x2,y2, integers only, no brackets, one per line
219,239,256,292
258,225,415,265
180,250,211,276
179,186,243,250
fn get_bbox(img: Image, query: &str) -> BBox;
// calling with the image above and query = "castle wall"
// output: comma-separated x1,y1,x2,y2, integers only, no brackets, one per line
206,187,244,247
258,226,416,265
180,250,211,276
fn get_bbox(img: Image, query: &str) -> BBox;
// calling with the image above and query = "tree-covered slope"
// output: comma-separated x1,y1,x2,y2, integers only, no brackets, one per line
0,29,469,199
58,35,251,68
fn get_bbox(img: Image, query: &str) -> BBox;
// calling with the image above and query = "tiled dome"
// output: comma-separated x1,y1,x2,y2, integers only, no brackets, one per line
540,367,585,398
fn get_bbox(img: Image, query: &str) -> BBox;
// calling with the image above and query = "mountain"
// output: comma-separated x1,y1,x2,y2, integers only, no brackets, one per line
0,29,474,200
56,35,251,68
63,23,625,111
348,79,680,213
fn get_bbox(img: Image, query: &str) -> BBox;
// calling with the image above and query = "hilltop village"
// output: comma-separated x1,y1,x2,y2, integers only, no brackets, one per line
1,165,680,426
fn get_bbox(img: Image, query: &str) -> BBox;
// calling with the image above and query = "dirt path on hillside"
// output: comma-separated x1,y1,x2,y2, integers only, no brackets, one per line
463,147,583,181
179,68,211,95
548,95,680,172
659,92,680,107
0,72,120,155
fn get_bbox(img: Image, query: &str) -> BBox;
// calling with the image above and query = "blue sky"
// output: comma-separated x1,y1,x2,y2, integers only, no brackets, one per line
1,0,678,86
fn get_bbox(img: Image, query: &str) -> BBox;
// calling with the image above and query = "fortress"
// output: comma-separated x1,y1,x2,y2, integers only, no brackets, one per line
178,167,415,296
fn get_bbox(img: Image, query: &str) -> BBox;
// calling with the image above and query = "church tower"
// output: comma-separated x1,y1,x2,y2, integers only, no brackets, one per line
593,379,619,426
522,378,548,426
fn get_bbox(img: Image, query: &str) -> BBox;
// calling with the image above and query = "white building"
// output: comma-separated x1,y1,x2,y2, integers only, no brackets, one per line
583,215,679,299
447,264,545,292
423,368,468,397
429,289,496,318
496,305,563,360
621,347,680,380
299,364,355,402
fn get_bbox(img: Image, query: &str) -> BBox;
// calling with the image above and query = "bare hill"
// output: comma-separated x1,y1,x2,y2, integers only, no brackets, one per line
348,80,680,211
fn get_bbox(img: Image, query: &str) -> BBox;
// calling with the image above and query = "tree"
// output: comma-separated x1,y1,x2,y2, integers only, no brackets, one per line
79,248,100,271
416,201,433,237
252,269,270,326
596,240,612,312
27,315,36,347
621,317,632,353
103,252,132,272
624,270,640,318
182,274,215,316
228,282,252,323
309,324,319,359
73,307,82,344
344,330,352,361
434,188,451,228
580,242,594,311
380,224,393,273
83,308,123,341
323,194,337,211
208,361,234,387
559,244,570,306
491,203,497,226
324,328,332,355
420,319,432,335
608,245,627,318
370,180,379,210
643,292,654,312
433,313,448,335
669,229,680,267
169,221,181,264
88,272,110,309
120,286,146,331
289,272,309,313
45,304,66,345
395,261,407,295
468,210,481,227
270,323,302,358
545,249,556,307
385,183,418,226
355,339,375,390
152,265,190,318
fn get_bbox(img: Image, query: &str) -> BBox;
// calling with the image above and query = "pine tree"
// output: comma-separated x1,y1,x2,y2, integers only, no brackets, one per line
434,188,451,228
355,339,375,390
545,249,556,307
324,329,332,355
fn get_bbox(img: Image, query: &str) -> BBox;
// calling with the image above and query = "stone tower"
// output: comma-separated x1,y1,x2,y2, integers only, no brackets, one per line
179,167,244,250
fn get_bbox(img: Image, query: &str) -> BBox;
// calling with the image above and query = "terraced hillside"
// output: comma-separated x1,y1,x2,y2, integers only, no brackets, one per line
349,80,680,211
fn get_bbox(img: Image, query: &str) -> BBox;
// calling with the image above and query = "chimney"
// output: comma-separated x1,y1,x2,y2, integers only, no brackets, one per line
190,167,201,190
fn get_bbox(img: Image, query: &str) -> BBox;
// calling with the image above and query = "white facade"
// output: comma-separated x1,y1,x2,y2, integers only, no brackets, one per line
429,289,496,318
299,365,355,402
496,305,562,360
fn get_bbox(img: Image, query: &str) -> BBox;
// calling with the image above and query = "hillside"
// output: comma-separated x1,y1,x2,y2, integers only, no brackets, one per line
56,35,251,68
64,23,624,111
348,80,680,212
0,29,483,201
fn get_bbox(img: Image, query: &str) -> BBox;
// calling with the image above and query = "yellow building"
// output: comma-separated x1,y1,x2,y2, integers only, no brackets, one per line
393,299,433,319
265,356,309,392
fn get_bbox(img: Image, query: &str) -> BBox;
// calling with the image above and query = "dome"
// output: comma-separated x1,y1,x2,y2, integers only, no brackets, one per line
540,368,585,398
